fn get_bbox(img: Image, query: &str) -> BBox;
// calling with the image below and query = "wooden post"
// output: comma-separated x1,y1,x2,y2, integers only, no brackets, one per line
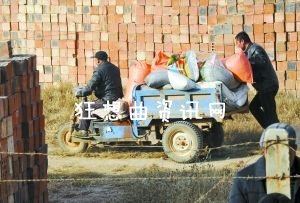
264,128,291,199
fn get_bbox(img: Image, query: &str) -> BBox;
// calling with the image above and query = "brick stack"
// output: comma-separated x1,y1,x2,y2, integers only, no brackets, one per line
0,42,47,202
0,0,299,96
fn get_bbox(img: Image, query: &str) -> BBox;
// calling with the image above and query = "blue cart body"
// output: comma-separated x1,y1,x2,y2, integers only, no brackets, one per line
89,82,226,142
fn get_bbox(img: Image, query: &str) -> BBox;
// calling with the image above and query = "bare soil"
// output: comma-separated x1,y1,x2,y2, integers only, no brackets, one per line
47,141,260,203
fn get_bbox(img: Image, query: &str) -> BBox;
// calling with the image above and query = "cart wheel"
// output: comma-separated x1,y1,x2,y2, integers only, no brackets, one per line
162,121,203,163
206,122,224,148
56,123,88,153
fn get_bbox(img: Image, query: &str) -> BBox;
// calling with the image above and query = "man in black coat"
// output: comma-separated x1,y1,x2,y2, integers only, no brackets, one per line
235,31,279,129
75,51,123,136
228,123,300,203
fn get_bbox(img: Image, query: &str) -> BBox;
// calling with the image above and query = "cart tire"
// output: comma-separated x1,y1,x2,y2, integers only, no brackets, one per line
162,121,203,163
206,122,224,148
56,123,88,153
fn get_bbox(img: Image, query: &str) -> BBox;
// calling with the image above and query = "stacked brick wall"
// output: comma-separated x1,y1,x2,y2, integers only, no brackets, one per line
0,42,48,202
0,0,299,96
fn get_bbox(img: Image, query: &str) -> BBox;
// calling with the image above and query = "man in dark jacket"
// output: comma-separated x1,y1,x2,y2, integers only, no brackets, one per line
229,123,300,203
235,31,279,129
75,51,123,136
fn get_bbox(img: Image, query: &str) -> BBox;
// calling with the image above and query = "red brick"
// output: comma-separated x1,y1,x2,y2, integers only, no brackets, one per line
153,16,161,25
100,41,109,50
154,6,162,15
164,43,172,52
179,15,189,24
274,13,284,23
286,23,295,32
189,16,198,24
155,43,164,52
179,6,189,15
190,43,200,51
162,7,172,15
287,51,296,60
181,43,191,52
254,33,265,43
0,41,12,58
188,6,198,16
253,14,264,24
263,23,273,33
233,24,243,34
287,41,298,51
276,71,285,81
218,5,227,15
288,32,298,42
276,52,286,61
274,22,284,33
276,32,287,42
264,14,273,23
244,15,254,24
286,71,297,80
297,22,300,32
285,79,296,90
199,0,208,6
255,3,264,14
146,42,154,51
253,24,264,33
145,15,153,24
276,42,286,52
296,81,300,91
285,13,295,23
264,4,274,14
265,33,275,42
189,24,198,34
136,15,145,24
190,0,199,6
198,25,208,34
245,5,255,14
207,16,217,25
120,69,129,78
224,45,235,57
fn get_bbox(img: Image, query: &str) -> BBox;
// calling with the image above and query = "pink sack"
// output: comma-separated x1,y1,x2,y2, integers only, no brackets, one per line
221,52,253,83
123,61,151,106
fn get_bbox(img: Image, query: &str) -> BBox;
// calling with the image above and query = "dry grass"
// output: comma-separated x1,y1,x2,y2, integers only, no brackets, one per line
48,164,233,203
42,82,76,135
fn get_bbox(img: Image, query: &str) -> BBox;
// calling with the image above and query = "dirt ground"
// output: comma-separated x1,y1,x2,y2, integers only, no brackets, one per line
47,141,256,202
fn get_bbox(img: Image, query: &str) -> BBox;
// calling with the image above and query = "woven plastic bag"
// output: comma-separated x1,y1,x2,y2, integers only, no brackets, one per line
184,50,199,82
123,61,151,105
200,53,241,89
221,52,253,83
167,51,199,82
144,69,169,89
168,70,198,90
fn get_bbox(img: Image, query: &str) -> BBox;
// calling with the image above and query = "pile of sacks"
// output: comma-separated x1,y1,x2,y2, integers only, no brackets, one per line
123,50,253,112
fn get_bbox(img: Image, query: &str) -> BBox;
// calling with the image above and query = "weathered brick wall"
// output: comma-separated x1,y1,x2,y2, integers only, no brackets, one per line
0,0,299,96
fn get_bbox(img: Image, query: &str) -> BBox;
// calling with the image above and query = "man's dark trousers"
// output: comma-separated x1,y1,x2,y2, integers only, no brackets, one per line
249,86,279,129
78,99,105,131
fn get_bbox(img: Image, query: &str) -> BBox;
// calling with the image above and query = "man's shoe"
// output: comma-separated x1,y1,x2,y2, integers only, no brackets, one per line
73,130,89,138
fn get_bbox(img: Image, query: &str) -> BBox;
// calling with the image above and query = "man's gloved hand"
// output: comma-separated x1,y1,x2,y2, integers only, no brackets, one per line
74,86,85,97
